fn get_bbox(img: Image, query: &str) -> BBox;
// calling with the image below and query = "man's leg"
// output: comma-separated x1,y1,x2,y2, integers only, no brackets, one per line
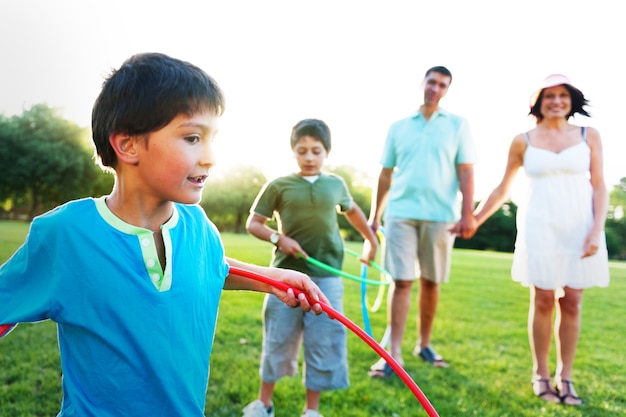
412,221,453,367
417,278,439,349
388,279,414,363
368,218,417,377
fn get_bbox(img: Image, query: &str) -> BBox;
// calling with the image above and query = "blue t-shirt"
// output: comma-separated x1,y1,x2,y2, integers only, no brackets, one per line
0,197,229,416
380,109,477,222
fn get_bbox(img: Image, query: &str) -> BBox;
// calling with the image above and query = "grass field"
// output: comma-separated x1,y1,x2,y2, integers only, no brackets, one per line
1,220,625,416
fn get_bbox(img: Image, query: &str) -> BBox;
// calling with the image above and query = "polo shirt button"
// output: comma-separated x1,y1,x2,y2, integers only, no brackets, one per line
146,259,156,267
141,238,150,247
151,273,160,282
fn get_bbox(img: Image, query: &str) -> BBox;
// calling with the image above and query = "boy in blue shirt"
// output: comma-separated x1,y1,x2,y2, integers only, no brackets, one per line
0,53,327,416
243,119,378,417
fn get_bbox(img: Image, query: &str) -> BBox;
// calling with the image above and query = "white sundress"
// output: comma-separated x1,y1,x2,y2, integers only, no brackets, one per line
511,127,610,293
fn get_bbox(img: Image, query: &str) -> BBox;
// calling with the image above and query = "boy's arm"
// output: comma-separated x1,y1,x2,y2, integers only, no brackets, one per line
344,204,378,264
246,212,308,259
224,257,327,314
245,212,280,245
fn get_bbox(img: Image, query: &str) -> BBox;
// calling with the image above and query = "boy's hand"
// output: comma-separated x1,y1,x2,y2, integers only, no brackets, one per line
270,269,327,314
360,238,378,266
275,235,308,260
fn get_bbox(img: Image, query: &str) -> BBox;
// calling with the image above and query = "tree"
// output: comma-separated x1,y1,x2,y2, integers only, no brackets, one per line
200,165,267,233
0,104,114,218
608,177,626,220
606,177,626,259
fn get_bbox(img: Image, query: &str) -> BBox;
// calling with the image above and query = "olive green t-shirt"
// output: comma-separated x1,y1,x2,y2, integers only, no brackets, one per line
250,173,353,277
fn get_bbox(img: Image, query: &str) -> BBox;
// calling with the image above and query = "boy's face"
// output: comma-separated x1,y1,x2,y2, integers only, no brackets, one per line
293,135,327,176
135,110,219,205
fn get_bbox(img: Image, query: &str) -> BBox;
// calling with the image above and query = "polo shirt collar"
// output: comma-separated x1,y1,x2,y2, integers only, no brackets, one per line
410,107,450,120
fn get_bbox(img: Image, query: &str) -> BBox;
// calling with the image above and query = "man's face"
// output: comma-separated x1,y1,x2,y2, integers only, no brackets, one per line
422,72,451,106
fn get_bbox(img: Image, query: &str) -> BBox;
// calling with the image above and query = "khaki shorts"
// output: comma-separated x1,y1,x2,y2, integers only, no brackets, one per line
383,218,455,283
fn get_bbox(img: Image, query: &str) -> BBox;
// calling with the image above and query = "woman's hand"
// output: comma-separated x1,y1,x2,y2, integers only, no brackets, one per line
582,229,602,258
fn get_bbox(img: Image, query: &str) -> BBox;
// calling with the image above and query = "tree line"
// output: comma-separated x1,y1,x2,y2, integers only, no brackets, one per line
2,104,625,259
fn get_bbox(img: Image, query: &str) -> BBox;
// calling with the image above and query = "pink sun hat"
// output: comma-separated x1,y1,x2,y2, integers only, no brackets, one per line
529,74,573,108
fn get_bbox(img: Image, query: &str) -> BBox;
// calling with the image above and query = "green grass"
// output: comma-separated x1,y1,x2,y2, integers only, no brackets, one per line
1,220,625,416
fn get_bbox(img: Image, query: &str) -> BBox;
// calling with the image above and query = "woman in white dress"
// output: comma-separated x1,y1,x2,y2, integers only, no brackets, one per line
460,74,610,406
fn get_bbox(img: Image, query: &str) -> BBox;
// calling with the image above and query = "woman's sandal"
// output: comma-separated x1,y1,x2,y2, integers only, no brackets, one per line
531,376,560,403
556,379,583,406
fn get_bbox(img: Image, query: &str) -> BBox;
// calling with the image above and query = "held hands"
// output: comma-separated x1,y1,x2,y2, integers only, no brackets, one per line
270,268,328,315
449,213,478,239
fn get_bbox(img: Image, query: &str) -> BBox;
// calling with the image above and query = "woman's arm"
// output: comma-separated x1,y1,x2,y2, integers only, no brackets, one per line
473,134,526,227
582,126,608,257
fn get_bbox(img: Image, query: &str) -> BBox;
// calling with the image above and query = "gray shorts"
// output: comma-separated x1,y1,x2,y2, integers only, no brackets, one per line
384,218,455,283
259,276,349,391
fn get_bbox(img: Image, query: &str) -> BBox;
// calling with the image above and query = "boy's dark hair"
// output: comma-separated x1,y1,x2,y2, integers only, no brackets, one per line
92,52,225,169
290,119,331,152
425,66,452,84
529,84,590,122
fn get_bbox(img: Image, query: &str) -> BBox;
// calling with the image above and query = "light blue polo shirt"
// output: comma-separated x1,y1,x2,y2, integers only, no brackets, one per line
380,109,476,222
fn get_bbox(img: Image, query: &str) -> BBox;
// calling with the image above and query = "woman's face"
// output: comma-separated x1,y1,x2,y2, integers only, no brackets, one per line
540,85,571,120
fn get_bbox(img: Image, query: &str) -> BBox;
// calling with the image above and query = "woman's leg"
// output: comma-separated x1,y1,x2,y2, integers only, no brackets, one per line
529,286,556,378
529,286,560,402
555,287,584,405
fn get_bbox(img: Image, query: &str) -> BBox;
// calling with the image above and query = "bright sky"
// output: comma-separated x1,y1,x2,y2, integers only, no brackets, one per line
1,0,624,198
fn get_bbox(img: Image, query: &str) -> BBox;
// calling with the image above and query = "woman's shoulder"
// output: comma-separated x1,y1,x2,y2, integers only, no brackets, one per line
583,125,602,149
584,125,600,139
511,132,528,148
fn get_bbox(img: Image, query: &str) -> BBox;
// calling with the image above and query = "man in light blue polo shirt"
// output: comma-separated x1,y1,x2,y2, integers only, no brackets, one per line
368,66,477,376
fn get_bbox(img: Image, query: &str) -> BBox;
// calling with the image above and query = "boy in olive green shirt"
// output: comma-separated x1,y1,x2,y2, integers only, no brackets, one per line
243,119,378,417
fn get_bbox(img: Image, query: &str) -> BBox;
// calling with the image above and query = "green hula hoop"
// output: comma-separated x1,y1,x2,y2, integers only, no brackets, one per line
303,253,390,286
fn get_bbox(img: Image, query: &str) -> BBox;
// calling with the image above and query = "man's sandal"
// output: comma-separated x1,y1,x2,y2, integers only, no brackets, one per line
414,346,449,368
556,379,583,406
531,376,560,403
367,358,395,378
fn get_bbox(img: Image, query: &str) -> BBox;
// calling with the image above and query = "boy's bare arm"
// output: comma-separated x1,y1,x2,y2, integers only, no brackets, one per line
224,257,327,314
344,204,378,263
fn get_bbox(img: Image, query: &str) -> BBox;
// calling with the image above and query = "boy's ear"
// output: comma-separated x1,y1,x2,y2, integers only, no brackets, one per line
109,133,140,164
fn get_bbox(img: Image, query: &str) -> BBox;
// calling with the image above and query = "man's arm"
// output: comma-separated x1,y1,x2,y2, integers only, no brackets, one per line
455,163,477,239
369,167,393,231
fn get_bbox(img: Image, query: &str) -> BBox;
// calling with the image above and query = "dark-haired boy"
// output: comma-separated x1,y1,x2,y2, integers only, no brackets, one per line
0,53,327,416
243,119,378,417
